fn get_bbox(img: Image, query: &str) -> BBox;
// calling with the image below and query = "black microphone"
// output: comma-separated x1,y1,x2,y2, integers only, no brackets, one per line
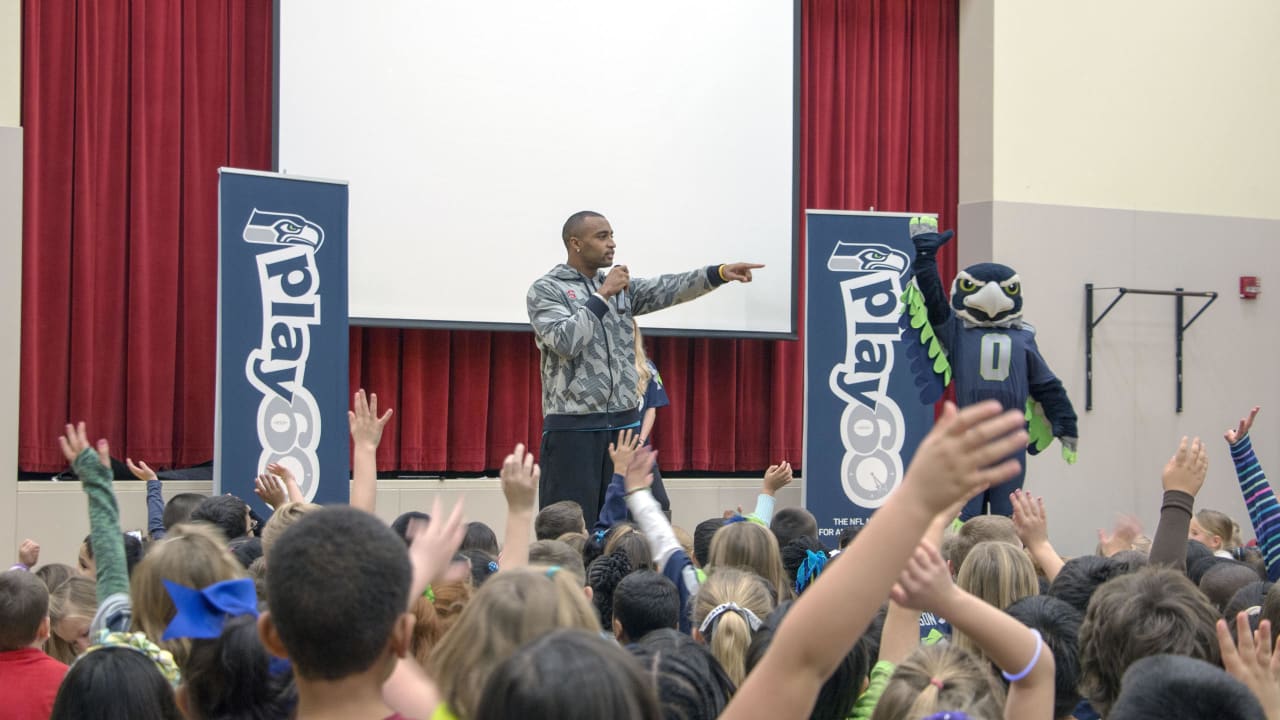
617,287,629,315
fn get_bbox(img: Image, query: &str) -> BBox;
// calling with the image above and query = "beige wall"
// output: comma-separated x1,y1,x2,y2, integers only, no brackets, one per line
14,478,805,568
983,0,1280,219
0,0,18,126
1,127,20,568
961,0,1280,556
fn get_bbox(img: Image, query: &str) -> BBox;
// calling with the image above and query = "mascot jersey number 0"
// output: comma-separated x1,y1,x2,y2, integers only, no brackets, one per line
902,217,1078,519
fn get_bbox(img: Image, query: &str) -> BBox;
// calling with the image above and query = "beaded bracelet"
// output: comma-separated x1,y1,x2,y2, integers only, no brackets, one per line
1001,629,1044,682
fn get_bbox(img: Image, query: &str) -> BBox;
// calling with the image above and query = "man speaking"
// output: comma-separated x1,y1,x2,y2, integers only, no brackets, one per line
526,210,762,526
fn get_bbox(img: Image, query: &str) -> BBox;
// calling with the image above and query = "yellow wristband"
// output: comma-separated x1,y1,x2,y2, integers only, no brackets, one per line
718,264,729,282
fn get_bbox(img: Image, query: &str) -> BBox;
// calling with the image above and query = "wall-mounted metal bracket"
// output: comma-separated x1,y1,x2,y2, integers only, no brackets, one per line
1085,284,1218,413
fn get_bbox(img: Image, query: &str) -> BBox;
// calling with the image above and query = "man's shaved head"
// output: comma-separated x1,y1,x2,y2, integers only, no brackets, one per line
563,211,605,245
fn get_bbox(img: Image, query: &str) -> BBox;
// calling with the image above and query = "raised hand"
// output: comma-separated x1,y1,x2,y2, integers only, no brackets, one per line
609,429,643,476
624,445,657,494
890,540,960,614
125,458,157,482
407,498,468,601
1097,514,1142,556
500,443,539,513
1162,436,1209,497
18,538,39,567
1217,613,1280,716
721,262,765,283
266,463,305,503
1226,407,1261,445
349,389,394,450
903,401,1027,515
1010,489,1049,549
58,422,111,470
254,473,289,510
763,461,794,495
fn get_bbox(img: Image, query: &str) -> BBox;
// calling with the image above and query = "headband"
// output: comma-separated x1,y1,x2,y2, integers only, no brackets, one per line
698,602,763,635
922,714,972,720
77,631,182,687
161,577,259,641
794,549,828,594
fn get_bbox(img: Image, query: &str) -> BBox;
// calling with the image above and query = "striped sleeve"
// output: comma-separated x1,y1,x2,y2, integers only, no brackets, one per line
1230,435,1280,582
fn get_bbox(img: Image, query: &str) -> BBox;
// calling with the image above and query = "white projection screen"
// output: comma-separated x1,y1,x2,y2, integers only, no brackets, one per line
276,1,797,336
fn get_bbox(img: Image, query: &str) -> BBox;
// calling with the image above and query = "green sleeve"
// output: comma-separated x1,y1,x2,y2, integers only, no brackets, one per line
849,660,896,720
74,448,130,602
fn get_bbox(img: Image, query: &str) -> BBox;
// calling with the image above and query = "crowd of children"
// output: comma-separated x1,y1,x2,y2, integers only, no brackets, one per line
3,395,1280,719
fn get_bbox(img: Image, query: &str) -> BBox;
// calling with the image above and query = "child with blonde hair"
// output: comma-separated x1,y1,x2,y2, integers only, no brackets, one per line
692,568,774,685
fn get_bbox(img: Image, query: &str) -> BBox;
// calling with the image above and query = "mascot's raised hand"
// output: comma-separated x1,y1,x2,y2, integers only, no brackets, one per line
900,217,1078,519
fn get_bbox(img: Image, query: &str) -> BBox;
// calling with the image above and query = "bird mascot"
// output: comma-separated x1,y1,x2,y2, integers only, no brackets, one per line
900,217,1078,518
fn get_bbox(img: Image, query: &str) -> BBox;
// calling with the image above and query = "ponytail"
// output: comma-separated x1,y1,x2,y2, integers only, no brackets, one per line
706,607,752,681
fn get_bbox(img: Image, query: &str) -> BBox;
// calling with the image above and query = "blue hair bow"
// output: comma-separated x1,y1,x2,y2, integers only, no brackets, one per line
161,578,259,641
794,549,828,594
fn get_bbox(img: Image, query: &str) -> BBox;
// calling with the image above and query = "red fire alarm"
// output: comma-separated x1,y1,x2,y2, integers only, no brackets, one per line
1241,276,1262,299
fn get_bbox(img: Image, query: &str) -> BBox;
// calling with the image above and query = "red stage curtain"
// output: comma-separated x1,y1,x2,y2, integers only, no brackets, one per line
20,0,272,471
20,0,956,474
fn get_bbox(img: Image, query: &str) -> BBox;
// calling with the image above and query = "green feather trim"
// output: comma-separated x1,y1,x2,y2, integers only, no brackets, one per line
1025,399,1054,454
902,283,952,386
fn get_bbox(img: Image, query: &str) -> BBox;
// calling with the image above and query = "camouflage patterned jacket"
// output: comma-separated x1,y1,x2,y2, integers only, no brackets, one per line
527,263,724,429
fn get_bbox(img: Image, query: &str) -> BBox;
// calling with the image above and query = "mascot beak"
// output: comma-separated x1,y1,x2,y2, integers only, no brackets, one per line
963,281,1014,319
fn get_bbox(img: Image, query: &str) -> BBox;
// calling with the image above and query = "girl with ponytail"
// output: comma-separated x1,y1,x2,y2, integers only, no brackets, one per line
692,569,774,685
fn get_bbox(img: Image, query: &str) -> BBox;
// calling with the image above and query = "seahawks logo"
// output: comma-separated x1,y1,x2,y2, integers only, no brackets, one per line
243,209,325,250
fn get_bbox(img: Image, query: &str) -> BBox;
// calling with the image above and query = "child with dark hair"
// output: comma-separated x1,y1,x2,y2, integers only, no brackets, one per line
459,549,499,588
261,505,444,719
1200,560,1266,614
51,641,183,720
191,495,252,543
475,629,662,720
746,600,868,720
630,628,736,720
694,518,722,569
587,552,633,631
837,525,862,551
228,536,264,569
179,612,295,720
535,501,587,541
391,511,431,546
770,507,818,549
0,570,67,719
1078,567,1221,716
612,570,680,644
161,493,207,536
79,531,144,578
780,536,830,596
1004,594,1083,720
1046,555,1122,615
461,522,500,556
1108,654,1265,720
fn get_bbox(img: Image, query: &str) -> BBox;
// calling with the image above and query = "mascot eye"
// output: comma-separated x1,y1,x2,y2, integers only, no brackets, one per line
1004,282,1020,296
867,251,886,260
280,222,302,234
958,279,977,292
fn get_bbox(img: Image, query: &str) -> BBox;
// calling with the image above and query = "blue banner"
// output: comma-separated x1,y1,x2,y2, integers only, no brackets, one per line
803,211,935,541
217,169,349,510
